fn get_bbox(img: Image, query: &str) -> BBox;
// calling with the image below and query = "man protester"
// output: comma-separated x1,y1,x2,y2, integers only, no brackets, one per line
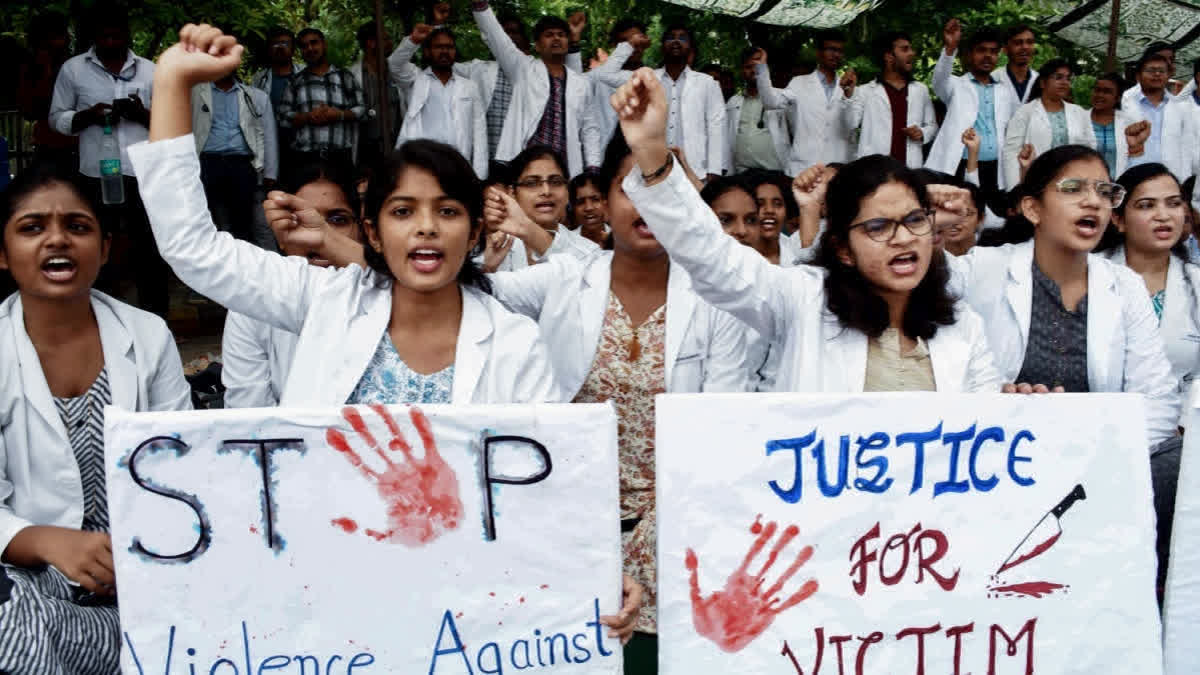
755,29,859,173
654,24,728,181
925,18,1016,215
995,25,1038,111
427,1,539,164
582,19,651,171
389,24,488,177
727,47,791,174
847,32,938,168
253,27,298,111
352,21,405,166
1126,52,1199,187
1123,42,1193,106
191,49,278,248
48,2,169,317
277,27,364,171
470,1,631,177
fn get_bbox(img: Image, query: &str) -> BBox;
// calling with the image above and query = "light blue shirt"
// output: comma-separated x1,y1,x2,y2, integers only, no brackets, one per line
1129,94,1169,168
421,68,456,146
819,72,836,102
965,76,999,162
203,84,252,155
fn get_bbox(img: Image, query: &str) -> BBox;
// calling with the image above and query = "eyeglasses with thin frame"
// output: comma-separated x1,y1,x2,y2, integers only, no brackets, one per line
516,175,568,189
848,208,935,242
1053,178,1125,207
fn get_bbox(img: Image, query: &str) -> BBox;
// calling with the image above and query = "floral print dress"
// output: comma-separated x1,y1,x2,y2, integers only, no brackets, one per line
572,292,667,634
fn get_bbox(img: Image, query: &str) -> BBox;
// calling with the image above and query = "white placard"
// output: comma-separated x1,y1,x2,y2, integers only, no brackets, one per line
657,393,1161,674
1164,399,1200,675
104,403,622,674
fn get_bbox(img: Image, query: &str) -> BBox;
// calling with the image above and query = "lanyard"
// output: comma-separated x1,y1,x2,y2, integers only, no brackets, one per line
89,55,136,83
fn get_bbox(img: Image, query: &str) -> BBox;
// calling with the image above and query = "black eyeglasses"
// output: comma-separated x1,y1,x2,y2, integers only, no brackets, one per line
516,176,568,189
848,208,935,242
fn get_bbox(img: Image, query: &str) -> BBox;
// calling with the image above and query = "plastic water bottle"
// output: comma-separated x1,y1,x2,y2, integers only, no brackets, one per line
99,115,124,205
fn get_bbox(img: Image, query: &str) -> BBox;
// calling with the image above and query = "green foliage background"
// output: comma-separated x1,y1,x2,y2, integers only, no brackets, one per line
0,0,1113,103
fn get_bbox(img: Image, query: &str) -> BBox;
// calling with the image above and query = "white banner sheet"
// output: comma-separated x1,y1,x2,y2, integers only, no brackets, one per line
104,403,622,675
657,393,1162,674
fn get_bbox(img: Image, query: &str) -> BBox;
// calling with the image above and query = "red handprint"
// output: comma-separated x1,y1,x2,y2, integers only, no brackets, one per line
325,405,463,546
685,515,819,652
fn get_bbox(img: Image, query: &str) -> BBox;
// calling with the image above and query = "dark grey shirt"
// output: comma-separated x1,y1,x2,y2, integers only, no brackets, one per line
1015,263,1090,391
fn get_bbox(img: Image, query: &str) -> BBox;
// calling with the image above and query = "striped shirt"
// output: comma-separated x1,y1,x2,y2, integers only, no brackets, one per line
277,65,364,153
529,71,567,158
486,67,513,158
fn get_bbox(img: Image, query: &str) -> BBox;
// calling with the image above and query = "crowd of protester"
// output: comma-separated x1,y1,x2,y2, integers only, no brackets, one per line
3,0,1200,672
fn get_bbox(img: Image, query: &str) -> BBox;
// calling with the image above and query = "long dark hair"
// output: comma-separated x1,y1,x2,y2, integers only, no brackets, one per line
816,154,957,340
1096,162,1190,261
363,140,490,293
1004,144,1109,244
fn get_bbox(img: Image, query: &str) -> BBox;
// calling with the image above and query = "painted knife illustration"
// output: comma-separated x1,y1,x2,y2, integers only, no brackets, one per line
996,484,1086,575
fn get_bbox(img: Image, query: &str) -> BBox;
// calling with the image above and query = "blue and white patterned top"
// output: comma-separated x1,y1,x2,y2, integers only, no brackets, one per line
346,334,454,405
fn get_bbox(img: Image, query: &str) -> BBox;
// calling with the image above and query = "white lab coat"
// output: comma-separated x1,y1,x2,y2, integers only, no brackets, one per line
1103,246,1200,425
190,81,279,181
0,291,192,555
724,93,791,173
484,223,601,272
655,67,728,177
489,252,749,397
473,7,625,177
129,134,562,407
1125,95,1200,184
1122,84,1177,111
389,38,488,177
926,49,1018,188
945,241,1180,445
849,80,939,168
992,65,1039,113
1003,99,1097,188
623,162,1003,394
756,64,856,173
220,310,298,409
455,50,585,117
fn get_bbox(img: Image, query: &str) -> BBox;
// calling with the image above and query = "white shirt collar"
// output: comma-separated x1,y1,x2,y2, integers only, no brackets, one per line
84,46,137,78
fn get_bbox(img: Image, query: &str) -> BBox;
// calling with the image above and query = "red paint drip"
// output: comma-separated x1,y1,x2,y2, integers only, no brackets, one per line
539,584,550,590
686,517,819,653
519,597,525,603
456,612,464,619
988,581,1067,598
749,514,764,535
489,592,496,597
997,532,1061,574
330,517,358,534
249,525,259,534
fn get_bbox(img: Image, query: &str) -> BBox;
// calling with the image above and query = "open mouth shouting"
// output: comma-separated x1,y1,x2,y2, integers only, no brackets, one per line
888,250,920,276
41,255,78,283
409,247,445,274
632,218,656,239
1074,215,1101,238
